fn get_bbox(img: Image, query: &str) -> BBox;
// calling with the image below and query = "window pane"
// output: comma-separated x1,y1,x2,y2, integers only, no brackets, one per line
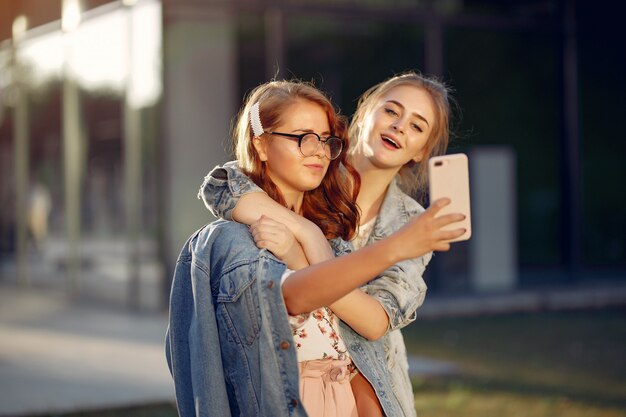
579,2,626,267
447,28,561,267
285,17,425,116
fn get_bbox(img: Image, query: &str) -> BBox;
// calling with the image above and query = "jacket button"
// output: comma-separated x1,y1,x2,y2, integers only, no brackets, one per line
266,280,275,289
290,399,299,407
280,341,290,350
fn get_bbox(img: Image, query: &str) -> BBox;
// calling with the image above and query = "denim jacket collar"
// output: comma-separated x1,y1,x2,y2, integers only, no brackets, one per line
369,178,413,244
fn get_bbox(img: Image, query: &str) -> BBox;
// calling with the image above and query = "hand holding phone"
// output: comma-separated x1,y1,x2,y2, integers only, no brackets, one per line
428,153,472,242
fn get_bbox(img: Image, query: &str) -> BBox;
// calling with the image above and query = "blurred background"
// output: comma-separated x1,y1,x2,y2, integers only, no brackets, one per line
0,0,624,416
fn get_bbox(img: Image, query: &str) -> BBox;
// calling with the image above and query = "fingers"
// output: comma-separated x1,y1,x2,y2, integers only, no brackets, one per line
250,215,293,252
433,212,466,228
250,222,280,246
438,227,466,242
407,210,464,234
396,200,468,256
250,216,285,235
425,199,468,226
424,198,451,217
254,239,275,250
428,228,466,252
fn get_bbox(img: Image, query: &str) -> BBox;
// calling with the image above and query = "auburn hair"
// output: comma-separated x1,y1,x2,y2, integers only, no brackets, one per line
348,72,453,198
233,80,360,240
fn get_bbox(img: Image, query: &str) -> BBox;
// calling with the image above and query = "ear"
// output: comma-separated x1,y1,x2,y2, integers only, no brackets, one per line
253,136,268,162
412,147,427,163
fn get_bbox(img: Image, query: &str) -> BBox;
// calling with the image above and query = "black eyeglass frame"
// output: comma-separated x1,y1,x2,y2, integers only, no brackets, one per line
268,131,344,160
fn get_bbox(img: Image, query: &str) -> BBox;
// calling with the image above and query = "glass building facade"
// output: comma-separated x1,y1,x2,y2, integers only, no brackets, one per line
0,0,623,308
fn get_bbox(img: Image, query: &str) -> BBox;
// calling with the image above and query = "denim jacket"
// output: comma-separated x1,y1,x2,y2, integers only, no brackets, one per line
199,162,432,417
165,220,404,416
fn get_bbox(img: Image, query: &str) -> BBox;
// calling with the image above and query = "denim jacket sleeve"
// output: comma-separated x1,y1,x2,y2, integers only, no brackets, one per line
329,237,354,257
198,161,264,221
360,181,432,332
362,253,431,332
331,231,430,332
165,228,232,417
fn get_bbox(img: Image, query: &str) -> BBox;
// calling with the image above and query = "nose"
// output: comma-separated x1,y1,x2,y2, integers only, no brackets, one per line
313,141,326,158
391,119,404,133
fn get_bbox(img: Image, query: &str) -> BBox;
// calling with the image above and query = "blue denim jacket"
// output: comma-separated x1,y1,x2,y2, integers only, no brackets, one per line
199,162,432,417
165,220,404,416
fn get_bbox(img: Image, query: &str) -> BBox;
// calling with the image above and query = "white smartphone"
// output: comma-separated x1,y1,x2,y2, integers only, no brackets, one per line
428,153,472,242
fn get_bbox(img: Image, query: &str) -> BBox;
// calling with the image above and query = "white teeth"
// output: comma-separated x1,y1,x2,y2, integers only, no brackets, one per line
382,136,400,148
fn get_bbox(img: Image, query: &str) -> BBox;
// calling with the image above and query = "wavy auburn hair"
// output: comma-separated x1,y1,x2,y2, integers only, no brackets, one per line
233,80,360,240
348,72,453,198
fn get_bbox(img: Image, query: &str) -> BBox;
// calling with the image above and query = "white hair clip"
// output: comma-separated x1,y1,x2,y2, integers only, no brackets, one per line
249,102,264,137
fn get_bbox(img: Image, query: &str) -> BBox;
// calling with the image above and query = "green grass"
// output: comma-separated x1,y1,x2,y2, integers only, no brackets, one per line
413,388,626,417
39,308,626,417
404,307,626,417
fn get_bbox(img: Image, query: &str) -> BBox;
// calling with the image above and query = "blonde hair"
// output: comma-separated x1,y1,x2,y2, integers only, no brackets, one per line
348,72,453,196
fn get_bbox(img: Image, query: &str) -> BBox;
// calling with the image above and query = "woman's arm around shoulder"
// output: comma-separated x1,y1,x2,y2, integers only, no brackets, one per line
198,161,264,220
199,161,333,264
282,198,465,318
328,192,432,340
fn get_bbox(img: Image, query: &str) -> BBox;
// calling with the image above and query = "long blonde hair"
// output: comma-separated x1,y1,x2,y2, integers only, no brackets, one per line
348,72,453,197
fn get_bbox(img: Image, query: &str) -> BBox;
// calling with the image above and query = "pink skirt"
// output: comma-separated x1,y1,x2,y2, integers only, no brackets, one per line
298,358,359,417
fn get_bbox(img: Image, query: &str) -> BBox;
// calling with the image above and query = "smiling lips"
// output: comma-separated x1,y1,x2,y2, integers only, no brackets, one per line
381,134,401,149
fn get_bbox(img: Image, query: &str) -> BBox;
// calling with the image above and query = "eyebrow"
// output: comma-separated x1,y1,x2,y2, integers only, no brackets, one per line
293,128,332,135
386,100,430,126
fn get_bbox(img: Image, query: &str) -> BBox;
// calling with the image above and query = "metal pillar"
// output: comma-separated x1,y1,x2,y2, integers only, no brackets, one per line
561,0,581,278
12,35,30,287
62,0,84,295
124,2,142,310
161,4,237,298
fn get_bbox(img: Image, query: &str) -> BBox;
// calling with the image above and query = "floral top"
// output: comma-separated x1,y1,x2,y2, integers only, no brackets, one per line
281,271,355,374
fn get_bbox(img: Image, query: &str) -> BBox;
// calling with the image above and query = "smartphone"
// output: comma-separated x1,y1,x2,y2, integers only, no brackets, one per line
428,153,472,242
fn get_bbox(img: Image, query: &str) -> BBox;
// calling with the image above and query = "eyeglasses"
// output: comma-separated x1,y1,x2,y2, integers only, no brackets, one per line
269,131,344,160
